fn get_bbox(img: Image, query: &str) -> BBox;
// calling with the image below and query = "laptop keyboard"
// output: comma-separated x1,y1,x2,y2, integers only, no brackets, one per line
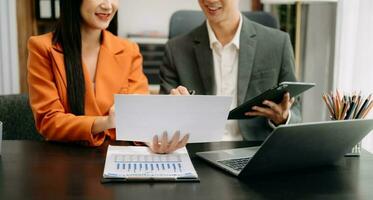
217,157,251,171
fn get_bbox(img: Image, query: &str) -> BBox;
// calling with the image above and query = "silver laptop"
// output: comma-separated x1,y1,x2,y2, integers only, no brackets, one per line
196,119,373,178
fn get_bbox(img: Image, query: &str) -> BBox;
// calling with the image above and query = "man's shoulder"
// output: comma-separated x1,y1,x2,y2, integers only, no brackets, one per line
166,34,192,47
246,19,288,42
166,24,206,48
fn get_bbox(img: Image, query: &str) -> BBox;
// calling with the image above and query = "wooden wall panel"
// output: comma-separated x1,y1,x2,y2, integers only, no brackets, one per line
16,0,37,93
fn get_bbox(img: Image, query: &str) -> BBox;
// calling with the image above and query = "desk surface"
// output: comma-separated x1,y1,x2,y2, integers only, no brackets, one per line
1,140,373,200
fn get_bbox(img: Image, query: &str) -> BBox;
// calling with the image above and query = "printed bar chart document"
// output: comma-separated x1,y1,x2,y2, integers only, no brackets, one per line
102,145,199,182
115,95,232,143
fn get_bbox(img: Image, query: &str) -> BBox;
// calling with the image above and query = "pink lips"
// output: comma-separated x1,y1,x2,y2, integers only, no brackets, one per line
95,13,111,21
206,5,222,15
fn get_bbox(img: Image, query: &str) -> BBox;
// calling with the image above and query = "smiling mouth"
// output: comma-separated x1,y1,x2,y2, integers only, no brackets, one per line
206,5,222,14
95,13,111,21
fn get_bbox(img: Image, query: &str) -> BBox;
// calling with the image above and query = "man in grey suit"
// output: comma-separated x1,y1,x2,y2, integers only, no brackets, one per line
160,0,301,141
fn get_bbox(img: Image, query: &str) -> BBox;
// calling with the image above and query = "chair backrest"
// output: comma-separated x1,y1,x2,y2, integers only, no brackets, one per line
0,94,43,141
168,10,279,39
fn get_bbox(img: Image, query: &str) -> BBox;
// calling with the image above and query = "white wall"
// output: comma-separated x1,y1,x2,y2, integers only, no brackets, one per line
334,0,373,153
0,0,19,95
302,3,337,122
118,0,251,38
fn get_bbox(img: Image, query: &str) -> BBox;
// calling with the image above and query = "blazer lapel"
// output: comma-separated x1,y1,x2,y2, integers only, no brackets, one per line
193,23,215,95
94,31,126,113
51,42,102,115
50,31,125,115
237,18,257,105
50,44,67,88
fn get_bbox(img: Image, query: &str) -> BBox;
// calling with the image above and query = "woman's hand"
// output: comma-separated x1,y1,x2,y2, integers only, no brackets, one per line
148,131,189,154
92,105,115,135
107,105,115,129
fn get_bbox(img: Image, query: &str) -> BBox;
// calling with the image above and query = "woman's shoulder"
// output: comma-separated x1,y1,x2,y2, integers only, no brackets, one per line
28,32,54,51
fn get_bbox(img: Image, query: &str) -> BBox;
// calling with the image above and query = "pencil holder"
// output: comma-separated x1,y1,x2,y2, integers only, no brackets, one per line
322,91,372,156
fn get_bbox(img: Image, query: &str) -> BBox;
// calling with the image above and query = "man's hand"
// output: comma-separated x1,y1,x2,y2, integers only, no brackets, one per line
170,86,190,95
148,131,189,154
245,92,295,125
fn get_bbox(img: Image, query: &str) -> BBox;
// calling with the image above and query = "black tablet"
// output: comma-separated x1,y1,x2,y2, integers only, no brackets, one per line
228,82,315,119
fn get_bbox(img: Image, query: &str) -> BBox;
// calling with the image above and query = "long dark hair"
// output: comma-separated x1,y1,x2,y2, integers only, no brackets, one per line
53,0,85,115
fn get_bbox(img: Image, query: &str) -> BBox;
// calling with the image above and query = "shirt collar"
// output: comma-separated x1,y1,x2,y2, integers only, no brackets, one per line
206,14,243,50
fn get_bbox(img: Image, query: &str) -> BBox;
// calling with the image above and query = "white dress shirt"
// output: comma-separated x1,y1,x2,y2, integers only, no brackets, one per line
207,15,243,141
207,15,291,141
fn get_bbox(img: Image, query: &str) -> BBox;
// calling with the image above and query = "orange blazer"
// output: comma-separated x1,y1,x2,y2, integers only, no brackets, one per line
27,30,149,146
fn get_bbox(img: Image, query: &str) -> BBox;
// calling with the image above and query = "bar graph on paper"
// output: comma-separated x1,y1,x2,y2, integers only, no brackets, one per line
103,146,198,179
113,154,186,177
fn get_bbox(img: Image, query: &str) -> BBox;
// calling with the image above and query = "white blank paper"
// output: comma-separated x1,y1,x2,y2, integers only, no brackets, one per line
115,95,232,143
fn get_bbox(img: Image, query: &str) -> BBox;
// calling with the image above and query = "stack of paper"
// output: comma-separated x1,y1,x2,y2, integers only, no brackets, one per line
102,145,199,182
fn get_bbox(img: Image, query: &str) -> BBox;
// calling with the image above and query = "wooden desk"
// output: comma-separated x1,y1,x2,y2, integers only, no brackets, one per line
1,140,373,200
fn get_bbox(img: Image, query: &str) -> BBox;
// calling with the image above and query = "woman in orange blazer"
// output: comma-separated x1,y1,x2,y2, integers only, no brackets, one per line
27,0,188,152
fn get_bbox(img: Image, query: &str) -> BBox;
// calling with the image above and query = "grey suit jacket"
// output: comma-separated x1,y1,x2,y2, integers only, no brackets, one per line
159,16,301,141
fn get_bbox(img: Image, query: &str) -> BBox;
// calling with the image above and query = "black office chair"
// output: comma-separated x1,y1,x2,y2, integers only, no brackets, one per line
0,94,43,141
168,10,279,39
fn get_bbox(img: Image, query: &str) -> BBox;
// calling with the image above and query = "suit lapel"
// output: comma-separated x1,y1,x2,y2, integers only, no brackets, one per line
237,18,257,105
95,31,126,113
51,39,102,115
193,23,215,95
50,44,67,88
50,31,125,115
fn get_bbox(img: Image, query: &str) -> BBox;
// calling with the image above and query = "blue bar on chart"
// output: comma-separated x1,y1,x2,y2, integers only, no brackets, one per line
113,154,184,175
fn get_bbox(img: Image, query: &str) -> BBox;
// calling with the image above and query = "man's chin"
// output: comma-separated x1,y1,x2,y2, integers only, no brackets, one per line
207,16,224,25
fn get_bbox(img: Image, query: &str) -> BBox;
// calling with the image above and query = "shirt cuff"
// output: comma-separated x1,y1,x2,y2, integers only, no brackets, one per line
268,111,292,129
